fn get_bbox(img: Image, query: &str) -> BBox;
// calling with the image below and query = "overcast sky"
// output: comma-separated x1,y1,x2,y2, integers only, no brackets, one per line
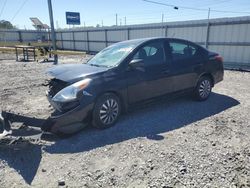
0,0,250,29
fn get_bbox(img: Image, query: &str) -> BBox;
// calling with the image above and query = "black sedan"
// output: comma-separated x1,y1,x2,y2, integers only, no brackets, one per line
43,37,224,135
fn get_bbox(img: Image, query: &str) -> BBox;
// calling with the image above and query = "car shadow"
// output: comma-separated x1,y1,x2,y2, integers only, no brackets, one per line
46,92,239,153
0,144,42,185
0,92,240,185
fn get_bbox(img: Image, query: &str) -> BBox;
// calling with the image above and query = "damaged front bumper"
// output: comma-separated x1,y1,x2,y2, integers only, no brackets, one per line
0,100,94,139
43,92,94,135
42,103,94,135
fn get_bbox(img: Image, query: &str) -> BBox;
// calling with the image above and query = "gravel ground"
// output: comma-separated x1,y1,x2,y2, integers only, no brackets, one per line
0,52,249,188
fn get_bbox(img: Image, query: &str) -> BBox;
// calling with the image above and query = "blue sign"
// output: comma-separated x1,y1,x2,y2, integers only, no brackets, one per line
66,12,80,25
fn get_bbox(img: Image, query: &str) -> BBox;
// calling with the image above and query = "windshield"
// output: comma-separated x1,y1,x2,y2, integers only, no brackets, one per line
87,42,136,67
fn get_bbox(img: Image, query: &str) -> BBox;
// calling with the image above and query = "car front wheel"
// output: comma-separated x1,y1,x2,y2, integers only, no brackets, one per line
195,76,212,101
92,93,121,129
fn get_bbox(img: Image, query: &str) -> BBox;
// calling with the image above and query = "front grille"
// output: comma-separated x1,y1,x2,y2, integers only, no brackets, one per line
47,78,68,97
46,78,80,113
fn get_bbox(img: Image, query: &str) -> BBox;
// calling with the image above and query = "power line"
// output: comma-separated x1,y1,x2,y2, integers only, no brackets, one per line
197,0,232,8
11,0,29,22
210,9,250,14
0,0,7,18
143,0,208,11
142,0,250,14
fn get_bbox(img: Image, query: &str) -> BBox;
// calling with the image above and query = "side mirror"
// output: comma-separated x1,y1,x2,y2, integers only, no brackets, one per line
129,59,144,69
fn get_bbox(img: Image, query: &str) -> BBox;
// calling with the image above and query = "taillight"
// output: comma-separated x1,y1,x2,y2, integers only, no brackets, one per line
214,55,223,63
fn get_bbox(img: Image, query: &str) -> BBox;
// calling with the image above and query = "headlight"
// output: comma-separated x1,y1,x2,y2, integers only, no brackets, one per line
52,78,91,102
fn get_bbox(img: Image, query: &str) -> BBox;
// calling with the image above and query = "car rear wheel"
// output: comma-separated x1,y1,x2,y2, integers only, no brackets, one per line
92,93,121,129
194,76,212,101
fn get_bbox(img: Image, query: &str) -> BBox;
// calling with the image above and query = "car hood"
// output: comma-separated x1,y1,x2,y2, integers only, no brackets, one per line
46,63,108,83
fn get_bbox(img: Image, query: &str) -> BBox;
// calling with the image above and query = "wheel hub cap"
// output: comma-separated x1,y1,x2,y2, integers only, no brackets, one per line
99,99,118,125
199,80,211,98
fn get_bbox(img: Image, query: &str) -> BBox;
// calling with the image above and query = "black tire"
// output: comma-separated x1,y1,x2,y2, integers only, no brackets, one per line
92,93,121,129
194,76,212,101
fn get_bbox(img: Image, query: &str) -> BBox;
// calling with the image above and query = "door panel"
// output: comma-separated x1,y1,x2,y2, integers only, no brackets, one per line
127,40,173,104
144,64,172,99
168,40,204,92
126,68,148,103
170,61,198,91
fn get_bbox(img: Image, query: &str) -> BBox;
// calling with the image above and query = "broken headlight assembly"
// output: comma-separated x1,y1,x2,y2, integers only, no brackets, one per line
52,78,91,103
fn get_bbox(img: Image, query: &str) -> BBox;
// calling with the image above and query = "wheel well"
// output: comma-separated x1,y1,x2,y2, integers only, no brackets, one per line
200,73,214,87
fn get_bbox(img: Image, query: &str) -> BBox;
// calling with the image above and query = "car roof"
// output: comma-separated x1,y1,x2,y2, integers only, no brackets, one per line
117,37,192,46
108,37,204,52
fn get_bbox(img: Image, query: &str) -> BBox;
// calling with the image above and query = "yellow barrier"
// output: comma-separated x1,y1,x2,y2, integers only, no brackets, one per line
0,47,86,56
50,50,86,55
0,41,52,47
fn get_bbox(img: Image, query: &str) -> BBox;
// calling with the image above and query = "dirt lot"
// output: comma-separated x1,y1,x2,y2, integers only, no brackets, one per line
0,52,249,188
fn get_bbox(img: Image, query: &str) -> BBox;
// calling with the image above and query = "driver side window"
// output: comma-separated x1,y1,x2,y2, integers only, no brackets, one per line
132,41,165,66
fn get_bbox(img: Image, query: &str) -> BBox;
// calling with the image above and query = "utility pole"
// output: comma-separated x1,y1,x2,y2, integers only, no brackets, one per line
47,0,58,64
120,19,122,26
124,16,126,26
161,13,164,36
205,8,211,49
102,20,103,27
207,7,211,20
116,13,118,26
56,20,59,29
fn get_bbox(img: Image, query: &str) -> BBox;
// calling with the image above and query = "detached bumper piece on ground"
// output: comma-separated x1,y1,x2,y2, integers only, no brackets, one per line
0,108,89,148
0,111,43,148
0,111,44,147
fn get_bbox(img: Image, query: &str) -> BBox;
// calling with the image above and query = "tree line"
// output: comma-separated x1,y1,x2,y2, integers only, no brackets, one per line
0,20,16,29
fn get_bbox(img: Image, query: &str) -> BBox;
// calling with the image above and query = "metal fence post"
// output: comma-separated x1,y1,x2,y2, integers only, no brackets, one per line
18,31,23,43
104,29,108,47
127,28,130,40
72,31,76,50
60,32,64,50
165,25,168,37
205,22,210,49
48,31,51,42
86,30,90,52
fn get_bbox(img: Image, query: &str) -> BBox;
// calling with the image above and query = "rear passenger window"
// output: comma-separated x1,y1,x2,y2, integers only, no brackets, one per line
169,42,197,61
